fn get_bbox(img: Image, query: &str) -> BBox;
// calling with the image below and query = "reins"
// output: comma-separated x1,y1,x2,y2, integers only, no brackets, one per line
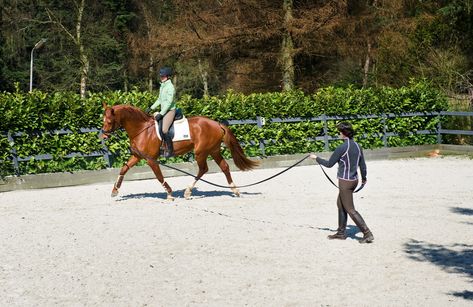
129,122,155,140
102,122,155,140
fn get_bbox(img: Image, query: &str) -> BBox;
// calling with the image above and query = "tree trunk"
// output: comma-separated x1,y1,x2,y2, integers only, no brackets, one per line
281,0,295,91
148,54,154,92
79,52,89,98
46,0,88,97
76,0,87,98
137,1,155,91
172,75,178,93
123,69,128,92
198,59,209,97
363,40,371,88
469,87,473,110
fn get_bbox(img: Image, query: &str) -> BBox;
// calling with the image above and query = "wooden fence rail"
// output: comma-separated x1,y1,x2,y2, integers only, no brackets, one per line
3,111,473,176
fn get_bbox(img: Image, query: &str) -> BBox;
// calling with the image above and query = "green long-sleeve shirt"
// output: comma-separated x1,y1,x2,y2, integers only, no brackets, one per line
150,79,176,115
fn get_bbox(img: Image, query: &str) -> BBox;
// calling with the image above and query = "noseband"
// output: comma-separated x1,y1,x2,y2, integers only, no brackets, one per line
101,122,121,138
101,127,118,135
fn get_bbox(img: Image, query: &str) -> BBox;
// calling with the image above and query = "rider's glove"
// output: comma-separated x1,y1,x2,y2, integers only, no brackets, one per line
145,107,151,113
155,113,163,121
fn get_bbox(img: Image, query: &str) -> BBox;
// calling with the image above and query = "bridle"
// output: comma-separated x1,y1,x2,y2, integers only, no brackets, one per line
101,109,121,138
101,126,119,138
101,123,154,140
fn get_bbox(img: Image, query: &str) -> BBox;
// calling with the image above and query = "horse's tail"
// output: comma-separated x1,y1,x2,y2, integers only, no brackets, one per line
221,124,259,171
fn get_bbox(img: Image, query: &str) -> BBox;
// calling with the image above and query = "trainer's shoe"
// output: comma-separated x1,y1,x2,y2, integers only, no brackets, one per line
327,232,347,240
359,231,374,244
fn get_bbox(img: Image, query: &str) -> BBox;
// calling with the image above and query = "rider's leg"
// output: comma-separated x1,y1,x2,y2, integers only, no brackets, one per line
162,110,176,158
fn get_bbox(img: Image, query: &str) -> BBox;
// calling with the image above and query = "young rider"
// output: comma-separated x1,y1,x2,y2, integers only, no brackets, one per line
148,67,176,158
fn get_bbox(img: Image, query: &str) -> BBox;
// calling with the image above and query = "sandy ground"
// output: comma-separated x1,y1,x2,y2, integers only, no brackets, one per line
1,156,473,306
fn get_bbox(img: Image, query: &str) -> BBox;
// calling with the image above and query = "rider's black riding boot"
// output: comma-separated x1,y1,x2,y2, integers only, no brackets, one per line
350,211,374,244
328,209,348,240
163,133,174,158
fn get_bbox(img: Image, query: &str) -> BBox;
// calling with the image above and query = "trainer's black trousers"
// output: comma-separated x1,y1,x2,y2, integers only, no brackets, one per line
337,179,358,214
336,179,371,234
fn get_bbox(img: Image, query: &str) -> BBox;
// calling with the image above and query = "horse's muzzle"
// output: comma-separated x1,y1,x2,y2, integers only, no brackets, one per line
100,129,111,139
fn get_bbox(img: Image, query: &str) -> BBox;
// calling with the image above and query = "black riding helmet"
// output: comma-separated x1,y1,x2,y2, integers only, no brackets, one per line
159,67,172,77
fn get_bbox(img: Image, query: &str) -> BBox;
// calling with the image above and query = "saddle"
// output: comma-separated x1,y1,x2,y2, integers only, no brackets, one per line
154,108,190,141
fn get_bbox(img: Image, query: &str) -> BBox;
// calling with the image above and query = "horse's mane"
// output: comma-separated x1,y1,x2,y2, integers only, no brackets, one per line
114,104,151,122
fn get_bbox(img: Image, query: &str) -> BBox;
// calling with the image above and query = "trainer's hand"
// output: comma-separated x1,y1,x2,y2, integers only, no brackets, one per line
309,153,317,159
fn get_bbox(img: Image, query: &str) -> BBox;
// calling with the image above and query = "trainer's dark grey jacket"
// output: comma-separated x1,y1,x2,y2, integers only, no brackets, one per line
316,139,367,181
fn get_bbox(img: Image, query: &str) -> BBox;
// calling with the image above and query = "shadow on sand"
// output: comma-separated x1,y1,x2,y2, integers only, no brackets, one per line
116,189,261,202
404,239,473,300
345,225,363,240
450,207,473,216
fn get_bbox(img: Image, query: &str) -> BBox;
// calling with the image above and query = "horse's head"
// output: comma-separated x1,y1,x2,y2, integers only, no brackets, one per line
101,102,120,139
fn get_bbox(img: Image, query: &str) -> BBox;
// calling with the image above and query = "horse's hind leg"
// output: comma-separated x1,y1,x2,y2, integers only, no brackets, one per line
184,153,209,199
112,155,140,197
210,151,240,197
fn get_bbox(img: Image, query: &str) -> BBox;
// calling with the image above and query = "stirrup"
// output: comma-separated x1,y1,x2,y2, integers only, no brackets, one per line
163,150,174,159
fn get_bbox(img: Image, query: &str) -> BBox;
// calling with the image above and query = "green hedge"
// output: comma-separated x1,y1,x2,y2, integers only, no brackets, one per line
0,80,448,177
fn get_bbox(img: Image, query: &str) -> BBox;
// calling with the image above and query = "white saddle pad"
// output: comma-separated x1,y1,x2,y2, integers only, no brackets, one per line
154,117,191,141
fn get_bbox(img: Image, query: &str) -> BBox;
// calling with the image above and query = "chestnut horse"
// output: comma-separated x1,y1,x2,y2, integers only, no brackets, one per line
101,103,259,200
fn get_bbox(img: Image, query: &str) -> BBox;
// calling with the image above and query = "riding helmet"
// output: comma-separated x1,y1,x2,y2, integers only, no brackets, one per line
159,67,172,77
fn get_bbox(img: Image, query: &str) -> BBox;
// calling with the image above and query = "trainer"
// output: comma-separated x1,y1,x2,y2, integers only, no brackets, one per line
310,122,374,243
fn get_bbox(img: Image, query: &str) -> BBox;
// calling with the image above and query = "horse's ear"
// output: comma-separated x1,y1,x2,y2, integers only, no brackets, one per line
102,101,107,109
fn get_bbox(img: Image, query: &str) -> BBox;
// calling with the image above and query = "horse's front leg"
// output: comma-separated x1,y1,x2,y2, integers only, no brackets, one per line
112,155,141,197
147,159,174,200
184,179,198,199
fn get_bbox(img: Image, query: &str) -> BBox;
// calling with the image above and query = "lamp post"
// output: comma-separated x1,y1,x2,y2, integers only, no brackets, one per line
29,38,47,92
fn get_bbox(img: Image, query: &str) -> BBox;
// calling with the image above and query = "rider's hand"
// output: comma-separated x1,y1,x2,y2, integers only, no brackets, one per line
145,107,151,113
155,113,163,121
309,153,317,159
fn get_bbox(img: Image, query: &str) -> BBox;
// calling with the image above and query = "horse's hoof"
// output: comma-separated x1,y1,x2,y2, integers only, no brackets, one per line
184,188,192,199
232,189,241,197
111,189,119,197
